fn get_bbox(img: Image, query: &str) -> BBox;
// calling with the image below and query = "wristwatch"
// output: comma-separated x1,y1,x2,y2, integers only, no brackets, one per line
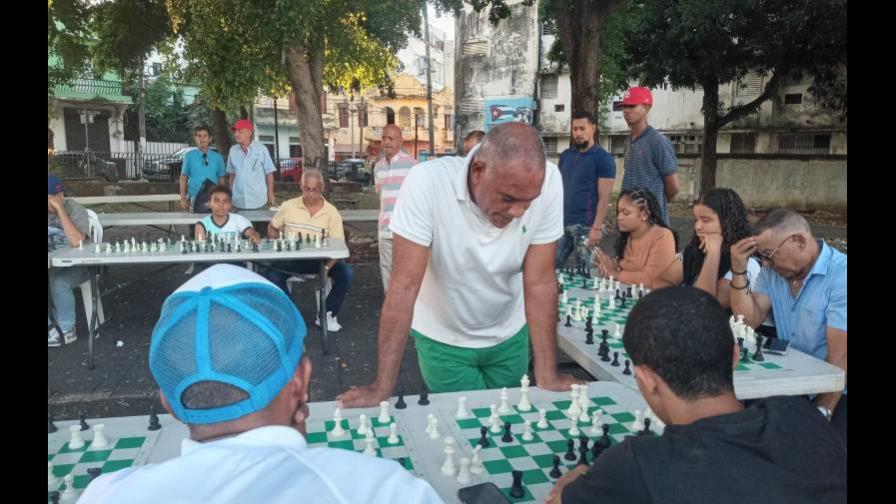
816,405,832,421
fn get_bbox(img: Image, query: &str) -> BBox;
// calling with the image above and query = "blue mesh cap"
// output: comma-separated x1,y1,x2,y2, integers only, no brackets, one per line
149,264,306,424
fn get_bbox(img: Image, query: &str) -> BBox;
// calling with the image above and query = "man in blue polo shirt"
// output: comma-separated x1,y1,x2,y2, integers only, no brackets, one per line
227,119,277,212
179,125,226,213
730,209,847,448
556,111,616,269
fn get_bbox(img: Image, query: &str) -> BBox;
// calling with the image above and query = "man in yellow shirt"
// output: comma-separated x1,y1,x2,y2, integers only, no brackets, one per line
265,169,353,331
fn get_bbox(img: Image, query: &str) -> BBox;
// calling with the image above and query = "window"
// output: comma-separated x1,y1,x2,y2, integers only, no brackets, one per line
668,134,703,154
338,104,349,128
152,63,163,76
729,133,756,154
444,108,454,130
542,19,557,36
259,135,275,142
414,107,425,127
462,39,488,56
735,72,764,100
610,135,628,155
358,105,368,127
399,107,411,128
784,93,803,105
320,93,327,112
554,104,565,112
541,74,558,99
778,133,831,154
289,136,300,144
385,107,395,125
543,137,558,154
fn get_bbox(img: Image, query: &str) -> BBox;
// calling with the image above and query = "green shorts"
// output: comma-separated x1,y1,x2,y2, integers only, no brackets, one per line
411,325,530,393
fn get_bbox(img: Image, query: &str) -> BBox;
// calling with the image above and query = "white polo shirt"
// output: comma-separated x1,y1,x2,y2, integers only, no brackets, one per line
390,145,563,348
78,425,443,504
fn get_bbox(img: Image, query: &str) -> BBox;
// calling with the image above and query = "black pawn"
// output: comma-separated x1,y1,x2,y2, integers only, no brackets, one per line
252,242,259,252
585,329,594,345
549,454,562,478
395,391,407,410
479,426,490,448
148,411,161,431
600,424,612,448
577,446,589,466
600,341,611,362
740,338,750,363
578,435,589,452
590,441,604,463
611,351,620,367
79,414,89,431
49,491,60,504
502,422,514,443
620,297,627,308
639,418,653,435
601,329,609,339
622,359,632,375
564,438,577,461
565,315,572,327
417,390,430,406
752,335,765,362
585,318,593,332
87,467,102,483
48,415,57,434
509,470,525,498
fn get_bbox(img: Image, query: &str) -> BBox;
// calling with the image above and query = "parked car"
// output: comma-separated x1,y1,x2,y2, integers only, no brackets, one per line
142,147,219,182
331,158,371,184
277,157,303,183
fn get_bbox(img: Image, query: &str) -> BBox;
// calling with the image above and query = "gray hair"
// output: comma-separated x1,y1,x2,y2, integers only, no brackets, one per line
753,209,812,236
301,168,325,187
475,122,546,173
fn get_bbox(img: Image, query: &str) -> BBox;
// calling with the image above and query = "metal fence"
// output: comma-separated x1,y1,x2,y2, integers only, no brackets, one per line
48,150,183,182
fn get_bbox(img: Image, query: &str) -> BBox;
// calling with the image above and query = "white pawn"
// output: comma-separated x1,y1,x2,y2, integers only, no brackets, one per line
498,387,512,414
61,473,76,500
560,290,568,303
614,323,622,339
78,240,83,251
48,461,59,486
537,408,549,429
457,457,472,485
115,242,121,253
142,242,148,253
387,422,400,444
441,437,457,476
68,425,84,450
105,243,112,254
150,242,157,253
378,401,391,423
91,423,109,449
315,234,321,248
589,410,604,435
428,417,440,440
489,414,502,434
330,408,346,437
470,445,485,475
363,431,377,456
456,396,470,419
488,404,501,433
357,414,369,436
522,420,534,441
568,419,580,437
425,413,435,435
631,410,644,431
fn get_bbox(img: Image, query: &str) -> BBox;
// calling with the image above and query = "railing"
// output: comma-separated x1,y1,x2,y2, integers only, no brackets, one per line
49,151,183,182
54,78,127,99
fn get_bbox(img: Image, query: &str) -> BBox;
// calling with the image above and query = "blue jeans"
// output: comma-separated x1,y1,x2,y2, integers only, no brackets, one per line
555,224,590,270
48,267,90,333
266,261,354,316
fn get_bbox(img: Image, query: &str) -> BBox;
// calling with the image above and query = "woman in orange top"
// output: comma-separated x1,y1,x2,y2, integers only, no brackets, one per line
593,187,683,289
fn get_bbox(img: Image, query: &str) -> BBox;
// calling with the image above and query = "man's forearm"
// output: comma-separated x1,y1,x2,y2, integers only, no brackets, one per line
58,210,86,246
266,174,275,202
179,176,188,199
729,281,762,327
818,348,847,411
593,199,610,233
373,288,418,391
525,276,560,382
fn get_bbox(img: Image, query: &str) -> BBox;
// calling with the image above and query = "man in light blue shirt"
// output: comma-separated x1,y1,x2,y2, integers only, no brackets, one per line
226,119,277,211
729,209,847,448
179,125,226,213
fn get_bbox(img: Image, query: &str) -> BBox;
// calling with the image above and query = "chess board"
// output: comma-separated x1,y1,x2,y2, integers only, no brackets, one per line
48,421,161,498
302,414,420,472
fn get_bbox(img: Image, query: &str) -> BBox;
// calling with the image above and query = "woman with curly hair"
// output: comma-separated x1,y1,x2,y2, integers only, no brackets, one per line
592,187,682,288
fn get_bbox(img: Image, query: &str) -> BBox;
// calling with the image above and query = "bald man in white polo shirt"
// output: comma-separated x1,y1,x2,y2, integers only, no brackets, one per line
338,123,580,407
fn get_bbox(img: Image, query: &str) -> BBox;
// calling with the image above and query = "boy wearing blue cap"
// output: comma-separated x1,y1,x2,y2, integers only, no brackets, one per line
48,174,90,347
78,264,443,504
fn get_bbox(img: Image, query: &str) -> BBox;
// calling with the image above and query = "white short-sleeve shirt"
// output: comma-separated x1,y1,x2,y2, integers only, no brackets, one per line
390,145,564,348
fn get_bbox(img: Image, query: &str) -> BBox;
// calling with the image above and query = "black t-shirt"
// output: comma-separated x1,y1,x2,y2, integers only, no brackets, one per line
562,396,846,504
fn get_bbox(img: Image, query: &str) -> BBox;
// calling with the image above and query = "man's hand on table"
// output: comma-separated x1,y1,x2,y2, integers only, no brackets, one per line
336,382,393,408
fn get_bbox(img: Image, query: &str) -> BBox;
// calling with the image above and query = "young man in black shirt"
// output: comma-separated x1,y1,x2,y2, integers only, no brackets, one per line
550,286,847,504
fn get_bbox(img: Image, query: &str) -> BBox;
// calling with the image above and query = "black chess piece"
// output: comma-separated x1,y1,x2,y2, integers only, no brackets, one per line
565,315,572,327
577,446,589,466
79,414,89,431
502,422,514,443
564,439,577,461
600,423,611,448
87,467,102,482
509,470,525,498
585,329,594,345
417,390,430,406
48,415,57,434
49,491,60,504
148,411,161,431
639,418,653,435
752,335,765,362
600,341,611,362
397,457,407,469
395,388,407,409
252,242,259,252
611,351,620,366
622,359,632,375
585,317,593,331
620,297,627,308
549,454,562,478
479,426,490,448
601,329,609,339
590,441,604,464
579,435,589,452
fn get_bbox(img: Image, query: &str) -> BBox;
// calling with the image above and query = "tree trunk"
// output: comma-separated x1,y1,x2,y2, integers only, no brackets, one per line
284,40,327,172
239,106,249,120
699,78,720,196
212,109,231,161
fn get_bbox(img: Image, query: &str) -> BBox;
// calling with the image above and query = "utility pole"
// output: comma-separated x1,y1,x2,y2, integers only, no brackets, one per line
423,4,436,157
137,60,147,178
414,110,419,159
358,96,365,158
350,97,356,159
273,96,280,166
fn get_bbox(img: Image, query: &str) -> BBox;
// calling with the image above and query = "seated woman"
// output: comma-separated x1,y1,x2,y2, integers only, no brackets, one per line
681,188,776,336
593,187,682,289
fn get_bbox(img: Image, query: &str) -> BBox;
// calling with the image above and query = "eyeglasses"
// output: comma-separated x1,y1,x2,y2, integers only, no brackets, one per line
756,234,797,264
202,152,208,166
302,186,323,194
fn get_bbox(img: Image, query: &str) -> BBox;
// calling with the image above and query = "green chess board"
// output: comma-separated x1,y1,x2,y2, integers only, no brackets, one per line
303,414,417,471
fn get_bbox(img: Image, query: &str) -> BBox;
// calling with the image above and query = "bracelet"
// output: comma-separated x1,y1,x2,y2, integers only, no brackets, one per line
730,280,750,290
730,269,747,276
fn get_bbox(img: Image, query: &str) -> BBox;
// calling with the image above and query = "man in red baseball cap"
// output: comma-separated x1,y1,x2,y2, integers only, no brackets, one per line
226,119,278,213
619,87,680,226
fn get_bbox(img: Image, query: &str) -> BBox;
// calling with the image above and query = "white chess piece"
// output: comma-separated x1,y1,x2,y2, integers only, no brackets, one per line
568,419,580,437
428,417,440,440
567,385,581,418
61,473,76,500
142,242,148,253
94,243,101,254
498,387,512,414
490,414,502,434
537,408,549,429
330,408,346,437
589,410,604,435
522,420,534,441
68,425,84,450
116,242,122,253
425,413,435,435
517,386,532,412
631,410,644,431
357,414,369,436
105,243,112,254
378,401,391,423
441,437,457,476
363,431,377,456
470,445,485,475
91,423,109,449
387,422,400,444
560,290,568,303
614,323,622,339
78,240,83,251
456,396,470,418
48,461,59,486
457,457,472,485
488,404,501,432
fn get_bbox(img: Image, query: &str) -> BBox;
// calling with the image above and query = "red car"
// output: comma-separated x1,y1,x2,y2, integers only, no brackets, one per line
277,158,303,184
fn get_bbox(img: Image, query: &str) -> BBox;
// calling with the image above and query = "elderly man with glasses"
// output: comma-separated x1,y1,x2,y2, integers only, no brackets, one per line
730,209,847,448
264,169,354,332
